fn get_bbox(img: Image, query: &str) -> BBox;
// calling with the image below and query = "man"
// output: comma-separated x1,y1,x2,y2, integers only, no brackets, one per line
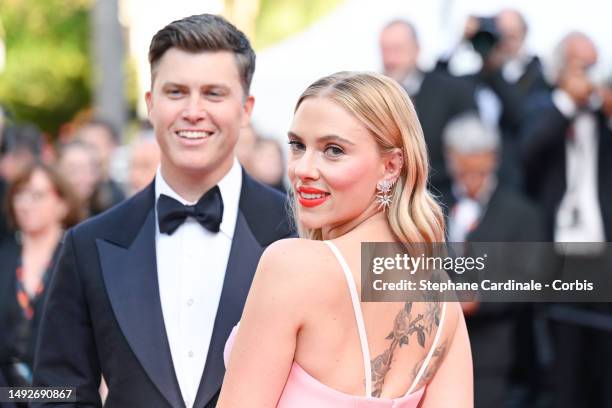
33,14,293,408
456,12,533,190
496,9,548,97
442,113,545,408
521,32,612,408
76,119,126,213
379,20,476,196
522,32,611,242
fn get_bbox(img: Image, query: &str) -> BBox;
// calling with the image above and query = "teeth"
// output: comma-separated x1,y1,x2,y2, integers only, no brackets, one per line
301,192,326,199
177,130,211,139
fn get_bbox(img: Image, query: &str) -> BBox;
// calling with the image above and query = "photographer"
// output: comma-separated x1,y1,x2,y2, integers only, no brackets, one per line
521,31,612,408
459,13,532,191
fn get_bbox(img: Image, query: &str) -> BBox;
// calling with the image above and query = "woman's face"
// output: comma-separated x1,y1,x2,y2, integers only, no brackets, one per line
288,96,385,233
13,169,67,235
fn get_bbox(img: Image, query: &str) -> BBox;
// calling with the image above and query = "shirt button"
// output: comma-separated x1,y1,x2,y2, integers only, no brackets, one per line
187,299,194,306
188,351,194,358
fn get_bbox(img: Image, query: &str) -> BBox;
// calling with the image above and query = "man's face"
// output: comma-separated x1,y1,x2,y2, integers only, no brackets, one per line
565,36,598,72
447,149,497,199
496,10,526,58
145,49,254,182
380,24,419,82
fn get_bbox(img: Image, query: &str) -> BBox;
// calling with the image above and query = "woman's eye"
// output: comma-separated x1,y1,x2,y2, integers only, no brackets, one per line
325,145,344,157
288,140,305,152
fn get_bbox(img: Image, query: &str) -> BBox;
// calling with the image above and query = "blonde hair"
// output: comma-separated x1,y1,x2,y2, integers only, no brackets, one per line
291,71,445,245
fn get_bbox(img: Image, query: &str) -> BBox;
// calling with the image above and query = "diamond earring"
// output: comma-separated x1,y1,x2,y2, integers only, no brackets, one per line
376,179,394,210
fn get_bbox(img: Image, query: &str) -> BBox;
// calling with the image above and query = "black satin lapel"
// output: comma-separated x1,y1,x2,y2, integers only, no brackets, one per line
192,212,264,407
97,209,184,408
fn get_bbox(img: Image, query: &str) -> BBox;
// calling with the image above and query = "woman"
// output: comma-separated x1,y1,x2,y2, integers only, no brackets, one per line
0,163,82,391
218,72,472,407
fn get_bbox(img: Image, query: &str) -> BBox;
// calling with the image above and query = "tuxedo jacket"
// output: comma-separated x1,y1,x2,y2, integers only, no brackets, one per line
33,170,293,407
443,186,545,373
520,94,612,240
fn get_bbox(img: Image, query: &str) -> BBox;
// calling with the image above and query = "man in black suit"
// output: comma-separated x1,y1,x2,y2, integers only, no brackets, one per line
379,20,477,196
495,9,548,98
33,14,292,408
457,11,543,191
521,32,612,408
522,32,612,241
442,113,545,408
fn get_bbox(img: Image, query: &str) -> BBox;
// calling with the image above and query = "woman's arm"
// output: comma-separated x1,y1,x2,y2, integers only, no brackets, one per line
217,239,308,407
419,303,473,408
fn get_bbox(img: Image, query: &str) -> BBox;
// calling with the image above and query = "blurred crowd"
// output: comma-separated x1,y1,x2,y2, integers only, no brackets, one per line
1,8,612,408
378,10,612,408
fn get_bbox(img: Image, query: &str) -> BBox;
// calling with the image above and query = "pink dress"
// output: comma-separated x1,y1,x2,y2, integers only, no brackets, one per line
224,241,447,407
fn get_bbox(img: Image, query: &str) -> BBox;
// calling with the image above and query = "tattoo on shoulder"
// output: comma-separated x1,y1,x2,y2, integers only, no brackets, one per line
411,339,448,386
370,302,442,397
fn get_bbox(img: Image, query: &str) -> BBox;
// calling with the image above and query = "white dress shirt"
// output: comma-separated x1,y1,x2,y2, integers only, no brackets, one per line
502,48,533,84
401,70,425,97
154,159,242,408
552,90,605,253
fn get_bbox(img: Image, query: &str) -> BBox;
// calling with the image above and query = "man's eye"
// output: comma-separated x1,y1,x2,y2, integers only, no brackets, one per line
288,140,305,152
166,89,183,96
207,89,224,98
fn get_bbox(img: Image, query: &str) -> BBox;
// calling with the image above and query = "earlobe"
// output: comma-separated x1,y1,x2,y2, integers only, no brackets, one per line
145,91,153,117
241,95,255,127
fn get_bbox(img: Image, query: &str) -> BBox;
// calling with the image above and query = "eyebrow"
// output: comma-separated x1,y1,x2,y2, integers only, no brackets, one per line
160,82,231,90
287,132,355,146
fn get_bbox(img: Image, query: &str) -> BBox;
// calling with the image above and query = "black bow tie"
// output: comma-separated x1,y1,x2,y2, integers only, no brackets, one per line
157,186,224,235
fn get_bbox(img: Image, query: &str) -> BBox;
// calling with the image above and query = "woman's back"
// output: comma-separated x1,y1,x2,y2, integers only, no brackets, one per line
291,236,453,400
223,236,456,406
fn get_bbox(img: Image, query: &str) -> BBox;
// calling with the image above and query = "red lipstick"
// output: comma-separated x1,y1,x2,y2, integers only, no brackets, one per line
296,186,330,208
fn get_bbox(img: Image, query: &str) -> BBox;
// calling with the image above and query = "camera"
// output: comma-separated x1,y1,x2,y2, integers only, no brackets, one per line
469,17,501,58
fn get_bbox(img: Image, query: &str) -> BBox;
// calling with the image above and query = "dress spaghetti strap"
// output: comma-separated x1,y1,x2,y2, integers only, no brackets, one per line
406,301,447,395
323,240,373,397
323,240,447,398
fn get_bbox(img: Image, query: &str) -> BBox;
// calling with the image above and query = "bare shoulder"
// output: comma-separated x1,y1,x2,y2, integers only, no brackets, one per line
256,238,343,300
260,238,335,273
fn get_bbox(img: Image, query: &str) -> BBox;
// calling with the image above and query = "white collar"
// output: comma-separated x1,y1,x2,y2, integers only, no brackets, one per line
452,175,498,206
401,70,425,96
154,158,242,238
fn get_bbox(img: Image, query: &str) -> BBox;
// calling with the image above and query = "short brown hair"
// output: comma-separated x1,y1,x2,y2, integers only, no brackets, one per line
148,14,256,94
5,162,85,230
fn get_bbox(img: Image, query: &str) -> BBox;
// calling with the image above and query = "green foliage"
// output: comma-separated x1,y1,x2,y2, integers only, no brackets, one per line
0,0,93,136
254,0,345,49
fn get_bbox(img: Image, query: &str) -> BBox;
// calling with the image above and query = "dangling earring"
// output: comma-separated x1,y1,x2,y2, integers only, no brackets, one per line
376,179,394,210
